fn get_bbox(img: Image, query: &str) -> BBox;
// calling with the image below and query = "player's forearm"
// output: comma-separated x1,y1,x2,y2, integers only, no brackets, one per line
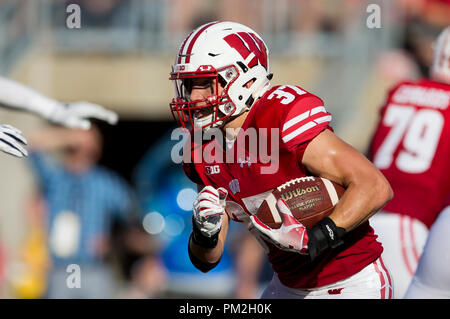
189,231,225,264
189,216,228,264
28,127,76,151
302,130,393,232
329,169,393,231
0,76,60,119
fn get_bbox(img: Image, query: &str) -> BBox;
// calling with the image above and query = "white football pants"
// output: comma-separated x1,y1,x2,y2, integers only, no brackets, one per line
260,257,393,299
370,212,428,299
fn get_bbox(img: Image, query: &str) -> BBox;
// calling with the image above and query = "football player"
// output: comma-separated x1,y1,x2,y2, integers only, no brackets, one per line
170,21,393,298
0,76,118,158
369,26,450,298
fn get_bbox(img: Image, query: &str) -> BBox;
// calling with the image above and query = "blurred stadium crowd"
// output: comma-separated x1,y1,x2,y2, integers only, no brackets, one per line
0,0,448,299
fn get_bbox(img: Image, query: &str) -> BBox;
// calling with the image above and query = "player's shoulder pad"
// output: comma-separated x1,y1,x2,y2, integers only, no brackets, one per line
388,79,418,94
281,96,331,146
417,78,450,91
387,78,450,108
253,85,325,128
378,80,416,113
251,84,332,151
386,78,450,96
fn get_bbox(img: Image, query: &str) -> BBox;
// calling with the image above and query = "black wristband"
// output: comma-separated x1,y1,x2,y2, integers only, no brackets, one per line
191,216,220,249
307,217,346,261
188,234,221,273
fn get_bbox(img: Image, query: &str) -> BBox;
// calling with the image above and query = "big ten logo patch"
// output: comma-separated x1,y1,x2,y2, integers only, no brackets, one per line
205,165,220,175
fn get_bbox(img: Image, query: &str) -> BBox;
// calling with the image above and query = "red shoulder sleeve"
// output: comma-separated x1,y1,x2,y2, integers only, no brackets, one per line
445,193,450,207
280,93,332,152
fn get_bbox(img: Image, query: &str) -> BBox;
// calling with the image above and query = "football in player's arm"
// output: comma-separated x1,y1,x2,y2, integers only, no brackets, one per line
189,127,393,271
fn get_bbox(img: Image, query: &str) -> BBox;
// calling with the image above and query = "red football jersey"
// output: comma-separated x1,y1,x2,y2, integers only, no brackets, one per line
369,79,450,228
183,84,383,289
445,193,450,207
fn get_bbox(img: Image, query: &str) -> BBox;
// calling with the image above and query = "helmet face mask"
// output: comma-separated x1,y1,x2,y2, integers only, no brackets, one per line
170,65,238,131
169,21,272,131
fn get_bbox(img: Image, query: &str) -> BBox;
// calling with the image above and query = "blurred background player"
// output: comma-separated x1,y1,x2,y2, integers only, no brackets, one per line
404,26,450,299
369,25,450,299
25,126,136,298
171,21,393,299
405,206,450,298
0,76,118,158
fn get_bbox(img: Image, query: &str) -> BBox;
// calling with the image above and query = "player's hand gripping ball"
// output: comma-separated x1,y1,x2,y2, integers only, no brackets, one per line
255,176,345,228
250,177,345,253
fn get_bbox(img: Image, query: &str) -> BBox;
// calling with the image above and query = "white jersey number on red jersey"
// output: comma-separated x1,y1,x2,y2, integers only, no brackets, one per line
373,104,444,174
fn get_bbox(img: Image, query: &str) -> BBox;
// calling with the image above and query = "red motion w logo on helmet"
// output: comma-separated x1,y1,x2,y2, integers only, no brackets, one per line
224,32,268,70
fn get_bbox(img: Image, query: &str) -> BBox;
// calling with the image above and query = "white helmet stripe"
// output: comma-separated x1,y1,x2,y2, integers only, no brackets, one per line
177,29,194,64
181,21,219,64
179,28,202,64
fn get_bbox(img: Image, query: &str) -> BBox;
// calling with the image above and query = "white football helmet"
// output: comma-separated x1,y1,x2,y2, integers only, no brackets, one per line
431,26,450,84
169,21,272,131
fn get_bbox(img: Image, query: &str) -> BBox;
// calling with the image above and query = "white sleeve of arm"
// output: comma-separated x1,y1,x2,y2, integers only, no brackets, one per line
0,76,61,119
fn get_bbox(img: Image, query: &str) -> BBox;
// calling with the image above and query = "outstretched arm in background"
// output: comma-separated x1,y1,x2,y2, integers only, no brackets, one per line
0,76,118,158
27,127,88,153
0,76,118,129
